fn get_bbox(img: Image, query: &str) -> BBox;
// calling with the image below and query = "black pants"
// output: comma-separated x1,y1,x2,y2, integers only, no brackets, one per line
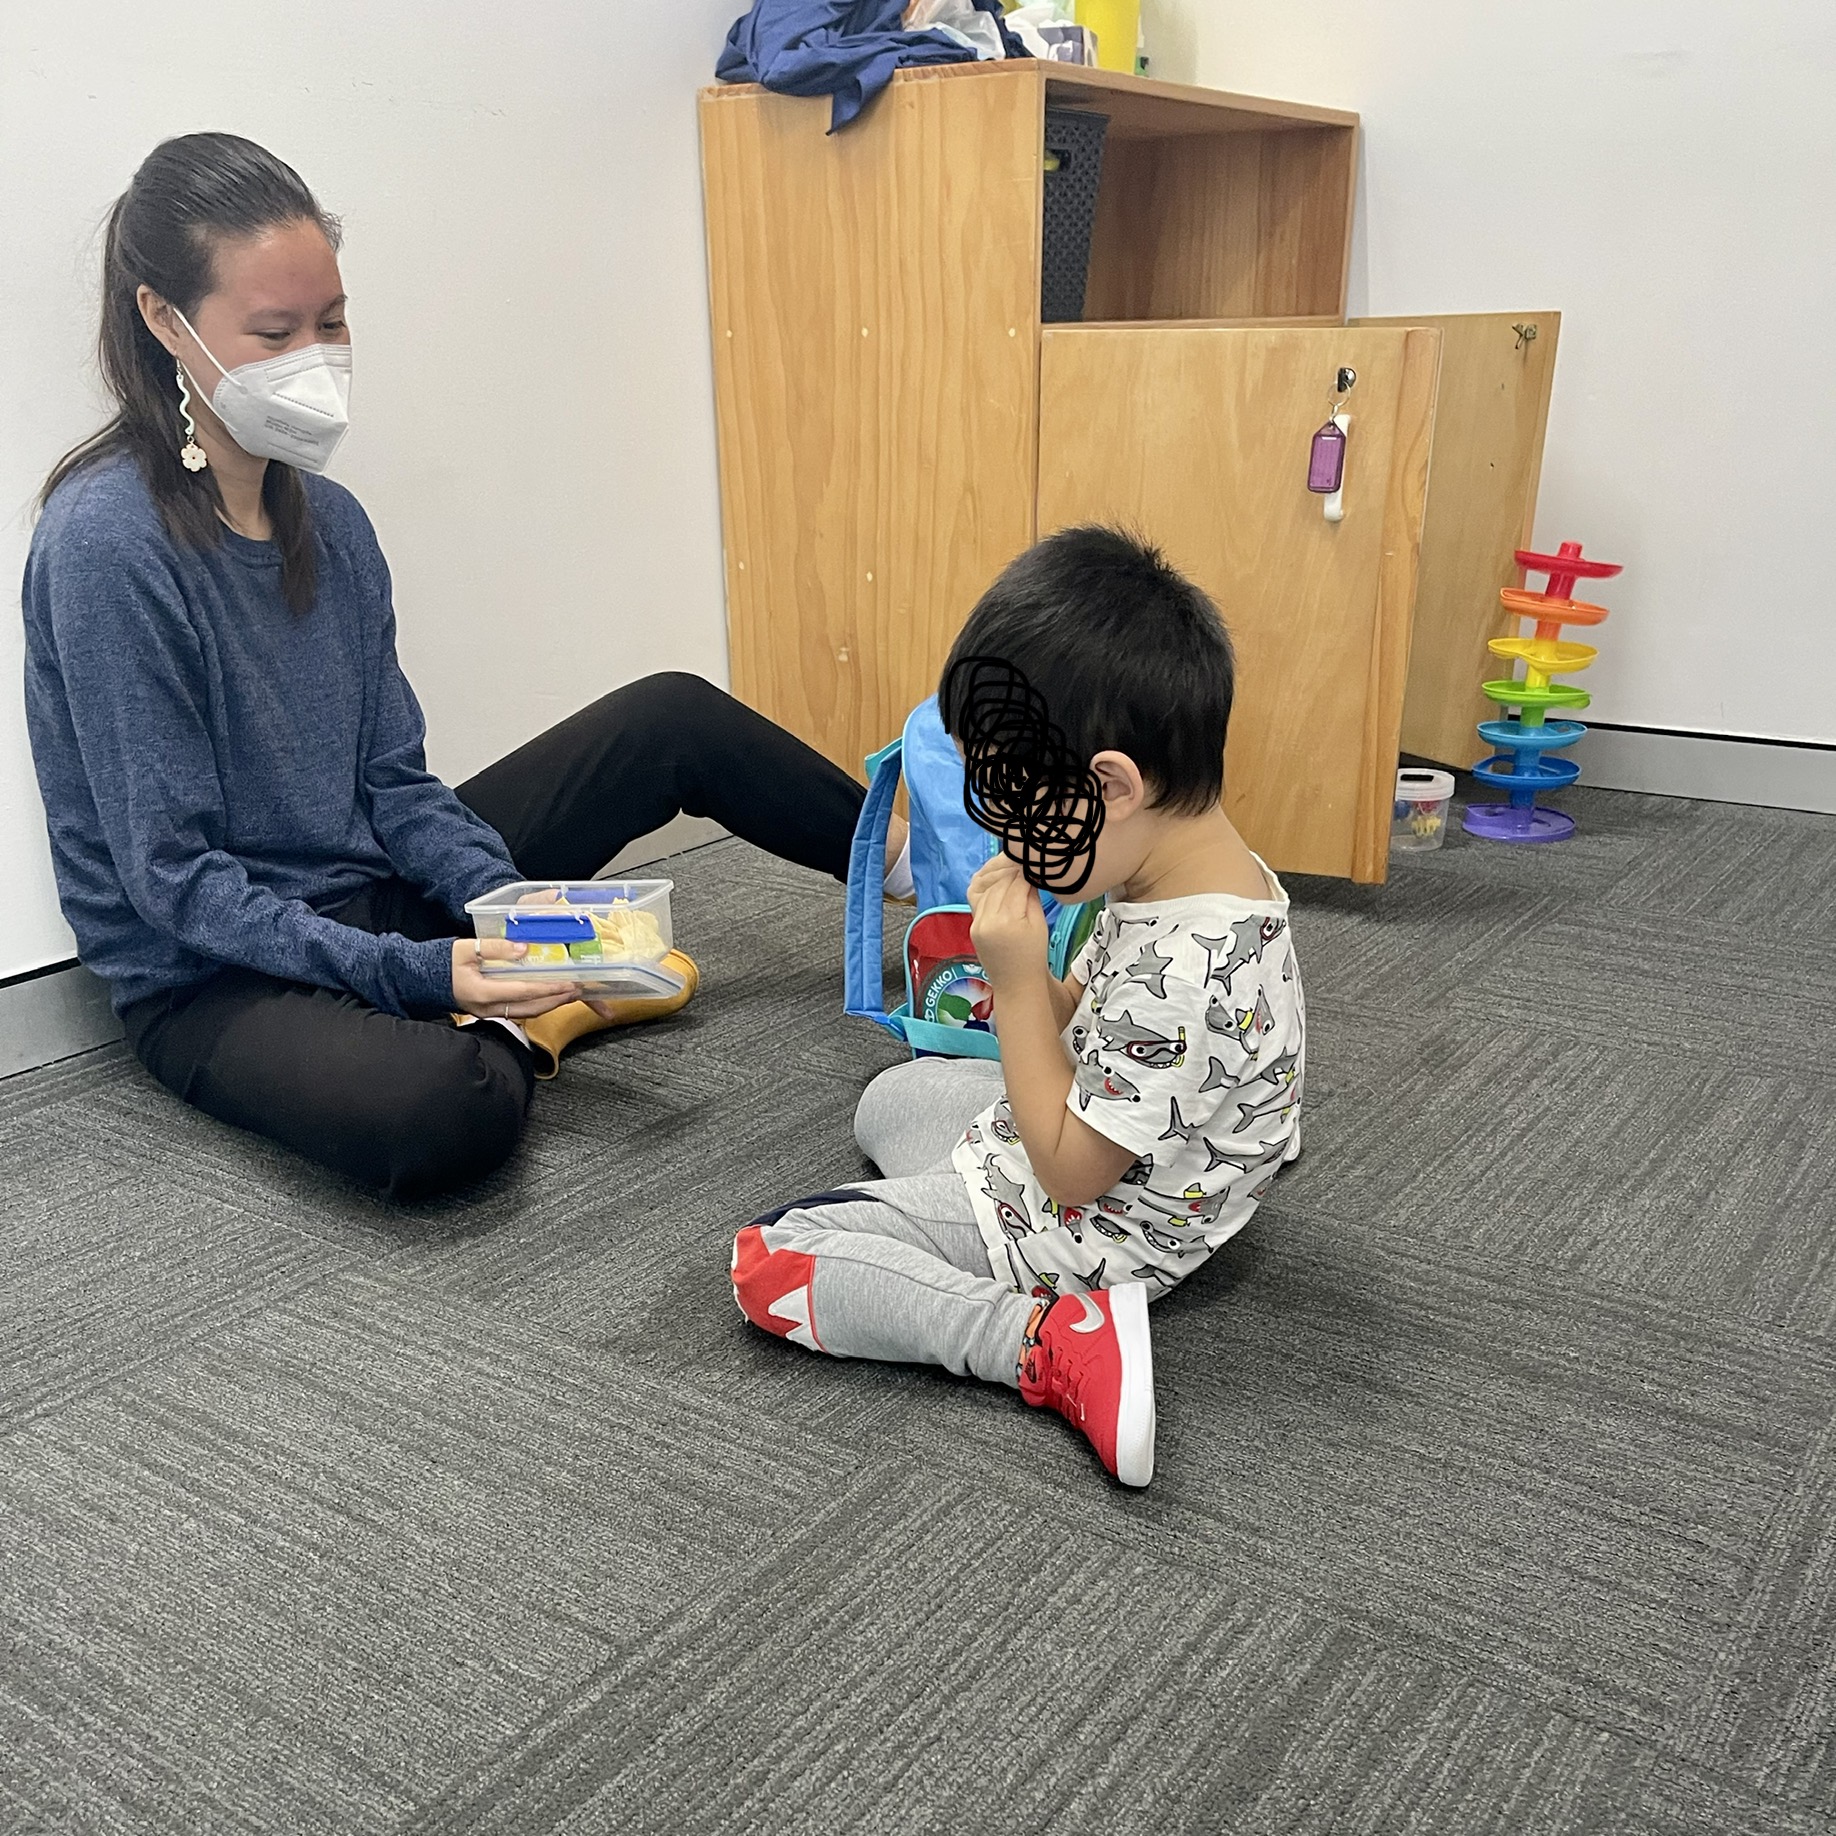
122,674,865,1202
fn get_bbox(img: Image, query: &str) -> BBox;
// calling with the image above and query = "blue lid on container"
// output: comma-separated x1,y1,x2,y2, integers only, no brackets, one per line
504,913,597,943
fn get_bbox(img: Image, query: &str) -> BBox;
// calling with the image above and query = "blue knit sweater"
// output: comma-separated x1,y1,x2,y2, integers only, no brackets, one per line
22,459,518,1015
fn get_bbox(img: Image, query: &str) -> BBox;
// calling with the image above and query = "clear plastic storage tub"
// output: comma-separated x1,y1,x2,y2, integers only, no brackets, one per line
1391,768,1455,853
464,880,683,995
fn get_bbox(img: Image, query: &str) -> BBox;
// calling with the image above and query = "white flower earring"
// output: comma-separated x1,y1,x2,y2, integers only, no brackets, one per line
176,358,208,472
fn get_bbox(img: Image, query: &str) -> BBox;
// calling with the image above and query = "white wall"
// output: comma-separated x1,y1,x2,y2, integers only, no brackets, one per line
1146,0,1836,748
1,1,739,979
11,6,1830,981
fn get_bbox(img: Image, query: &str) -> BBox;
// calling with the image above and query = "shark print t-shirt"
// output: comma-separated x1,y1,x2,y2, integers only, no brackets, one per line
952,864,1305,1298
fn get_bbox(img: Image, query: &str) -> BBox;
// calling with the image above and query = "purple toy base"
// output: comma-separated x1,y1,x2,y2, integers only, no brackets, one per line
1462,803,1577,844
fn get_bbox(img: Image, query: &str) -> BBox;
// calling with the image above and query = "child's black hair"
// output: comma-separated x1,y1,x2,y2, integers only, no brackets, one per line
939,526,1235,817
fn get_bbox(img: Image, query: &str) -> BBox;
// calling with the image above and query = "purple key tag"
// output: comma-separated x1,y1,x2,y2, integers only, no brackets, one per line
1307,419,1347,494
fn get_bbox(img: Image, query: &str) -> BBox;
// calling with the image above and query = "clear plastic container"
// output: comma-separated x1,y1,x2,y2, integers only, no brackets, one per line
1391,768,1455,853
464,879,683,995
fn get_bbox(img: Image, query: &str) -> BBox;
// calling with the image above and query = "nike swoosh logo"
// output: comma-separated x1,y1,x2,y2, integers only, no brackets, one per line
1069,1293,1105,1333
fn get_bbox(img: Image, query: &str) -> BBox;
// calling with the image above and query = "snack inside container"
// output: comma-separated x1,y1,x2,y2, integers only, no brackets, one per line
464,880,682,995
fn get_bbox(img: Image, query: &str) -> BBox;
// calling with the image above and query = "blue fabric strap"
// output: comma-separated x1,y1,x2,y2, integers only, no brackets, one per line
843,738,906,1037
892,1006,1003,1061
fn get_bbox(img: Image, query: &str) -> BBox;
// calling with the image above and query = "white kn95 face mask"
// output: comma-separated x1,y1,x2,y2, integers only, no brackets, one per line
174,306,352,473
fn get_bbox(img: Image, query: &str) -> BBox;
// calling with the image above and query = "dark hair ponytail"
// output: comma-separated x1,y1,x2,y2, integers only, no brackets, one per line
40,132,341,613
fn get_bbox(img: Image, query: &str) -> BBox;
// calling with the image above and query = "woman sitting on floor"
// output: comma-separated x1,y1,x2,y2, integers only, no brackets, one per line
24,132,898,1201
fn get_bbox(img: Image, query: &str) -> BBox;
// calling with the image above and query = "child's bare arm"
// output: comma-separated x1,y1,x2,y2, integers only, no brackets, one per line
968,858,1133,1208
1049,973,1083,1035
987,977,1135,1206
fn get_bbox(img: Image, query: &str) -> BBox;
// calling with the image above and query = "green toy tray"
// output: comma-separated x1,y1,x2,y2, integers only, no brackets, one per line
1480,678,1592,713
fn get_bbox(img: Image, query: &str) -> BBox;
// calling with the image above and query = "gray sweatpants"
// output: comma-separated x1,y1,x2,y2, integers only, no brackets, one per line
749,1057,1035,1388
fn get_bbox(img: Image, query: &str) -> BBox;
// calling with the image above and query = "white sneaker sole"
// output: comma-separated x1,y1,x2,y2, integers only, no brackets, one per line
1109,1281,1156,1488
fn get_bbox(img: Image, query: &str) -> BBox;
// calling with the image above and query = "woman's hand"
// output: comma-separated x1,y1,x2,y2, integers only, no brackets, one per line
451,937,581,1019
968,852,1049,989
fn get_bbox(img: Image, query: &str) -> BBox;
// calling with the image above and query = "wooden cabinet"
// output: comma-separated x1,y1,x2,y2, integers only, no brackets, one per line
700,60,1558,882
700,60,1043,788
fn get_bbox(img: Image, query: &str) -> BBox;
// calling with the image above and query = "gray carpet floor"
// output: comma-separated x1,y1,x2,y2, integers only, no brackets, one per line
3,782,1834,1835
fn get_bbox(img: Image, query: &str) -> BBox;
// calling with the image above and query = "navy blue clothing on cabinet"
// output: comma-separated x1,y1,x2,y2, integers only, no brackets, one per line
717,0,981,131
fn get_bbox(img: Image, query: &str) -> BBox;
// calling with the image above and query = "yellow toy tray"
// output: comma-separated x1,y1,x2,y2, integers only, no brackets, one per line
1487,636,1599,676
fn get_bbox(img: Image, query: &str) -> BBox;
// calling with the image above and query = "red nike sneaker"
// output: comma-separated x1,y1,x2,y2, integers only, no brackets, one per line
1018,1282,1156,1487
731,1224,822,1351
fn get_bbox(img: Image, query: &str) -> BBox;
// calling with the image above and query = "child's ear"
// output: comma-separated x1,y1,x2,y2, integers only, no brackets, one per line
1090,751,1146,819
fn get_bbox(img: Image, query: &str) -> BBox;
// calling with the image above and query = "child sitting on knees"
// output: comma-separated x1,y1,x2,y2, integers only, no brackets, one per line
731,527,1305,1487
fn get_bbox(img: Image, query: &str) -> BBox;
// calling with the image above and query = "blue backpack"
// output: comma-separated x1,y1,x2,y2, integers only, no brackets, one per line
844,697,1099,1060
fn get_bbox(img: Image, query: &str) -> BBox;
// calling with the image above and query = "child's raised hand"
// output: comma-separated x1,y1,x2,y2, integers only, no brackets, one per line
967,852,1048,988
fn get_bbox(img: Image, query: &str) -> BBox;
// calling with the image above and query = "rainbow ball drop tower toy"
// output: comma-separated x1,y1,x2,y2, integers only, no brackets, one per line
1464,541,1622,843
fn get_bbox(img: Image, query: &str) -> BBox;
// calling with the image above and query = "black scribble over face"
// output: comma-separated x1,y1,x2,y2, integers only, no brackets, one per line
945,654,1105,895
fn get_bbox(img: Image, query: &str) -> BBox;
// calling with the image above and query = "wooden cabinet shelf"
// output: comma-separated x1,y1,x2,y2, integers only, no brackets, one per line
700,61,1558,881
1038,65,1358,137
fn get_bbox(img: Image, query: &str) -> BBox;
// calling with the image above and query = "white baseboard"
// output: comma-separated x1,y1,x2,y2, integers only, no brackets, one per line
0,963,122,1081
1576,724,1836,815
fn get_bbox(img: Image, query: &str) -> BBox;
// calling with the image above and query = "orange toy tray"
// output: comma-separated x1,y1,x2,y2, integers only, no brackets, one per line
1500,588,1611,629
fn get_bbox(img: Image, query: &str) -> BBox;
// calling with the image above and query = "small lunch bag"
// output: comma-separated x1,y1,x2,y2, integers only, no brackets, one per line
843,696,1098,1060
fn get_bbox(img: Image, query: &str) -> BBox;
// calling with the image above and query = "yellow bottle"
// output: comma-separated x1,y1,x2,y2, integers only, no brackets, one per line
1074,0,1141,74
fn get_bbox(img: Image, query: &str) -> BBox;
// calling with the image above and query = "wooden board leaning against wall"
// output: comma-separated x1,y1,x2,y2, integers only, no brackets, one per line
1356,312,1563,770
